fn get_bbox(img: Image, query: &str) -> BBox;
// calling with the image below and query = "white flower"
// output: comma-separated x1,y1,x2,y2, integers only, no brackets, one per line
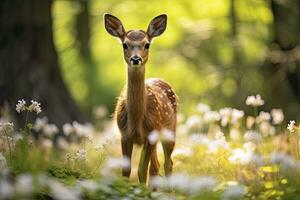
76,149,87,161
231,109,244,124
43,124,58,137
0,153,7,170
0,122,14,133
167,174,190,191
15,174,33,195
16,99,26,113
172,148,192,157
256,111,271,123
148,130,159,144
219,108,232,127
271,109,284,125
208,139,229,153
229,148,263,165
77,180,98,192
216,131,225,140
49,180,80,200
57,137,69,150
196,103,210,114
287,120,296,133
40,138,53,149
203,111,220,123
73,121,94,138
189,176,216,194
106,157,130,170
222,185,245,200
189,134,210,145
161,128,175,142
150,176,167,189
62,123,74,136
0,179,13,199
270,152,300,170
186,115,202,129
28,100,42,114
92,105,108,119
244,130,261,144
243,142,256,153
246,94,264,107
34,117,48,132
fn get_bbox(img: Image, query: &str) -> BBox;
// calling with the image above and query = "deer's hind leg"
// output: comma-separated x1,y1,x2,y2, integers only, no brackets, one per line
162,140,175,177
149,144,160,177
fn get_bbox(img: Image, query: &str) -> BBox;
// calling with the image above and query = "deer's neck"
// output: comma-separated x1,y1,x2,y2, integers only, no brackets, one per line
126,65,146,138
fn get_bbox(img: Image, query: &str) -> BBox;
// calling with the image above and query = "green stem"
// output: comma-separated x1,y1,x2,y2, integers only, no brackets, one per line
24,110,29,134
4,130,12,164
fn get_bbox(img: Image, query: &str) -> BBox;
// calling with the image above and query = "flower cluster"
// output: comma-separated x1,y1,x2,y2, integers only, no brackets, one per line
16,99,42,114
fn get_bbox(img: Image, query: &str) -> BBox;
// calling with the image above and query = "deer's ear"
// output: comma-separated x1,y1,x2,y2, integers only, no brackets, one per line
147,14,167,40
104,14,125,39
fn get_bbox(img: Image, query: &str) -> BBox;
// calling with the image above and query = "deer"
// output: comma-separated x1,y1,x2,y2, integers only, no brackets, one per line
104,13,177,184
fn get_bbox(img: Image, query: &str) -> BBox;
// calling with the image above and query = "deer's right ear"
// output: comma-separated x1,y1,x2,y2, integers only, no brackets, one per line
104,14,125,39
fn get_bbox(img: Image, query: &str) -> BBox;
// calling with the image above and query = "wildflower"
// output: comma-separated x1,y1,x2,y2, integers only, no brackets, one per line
189,176,216,194
62,123,74,136
229,148,263,165
161,128,175,142
219,108,232,126
203,111,220,123
246,116,256,129
244,130,261,144
73,121,94,138
34,117,48,132
167,174,190,191
57,137,69,150
0,153,7,170
15,174,34,195
230,128,241,141
43,124,59,137
215,131,225,140
196,103,210,114
245,94,264,107
208,138,229,153
270,152,300,171
0,122,14,133
16,99,26,113
150,176,167,189
271,109,284,125
92,105,108,119
189,134,210,145
28,100,42,114
256,111,271,123
77,180,98,192
287,120,296,133
40,138,53,149
148,130,159,144
231,109,244,124
106,157,130,170
186,115,202,129
243,142,256,153
0,179,13,199
76,149,87,161
49,180,80,200
222,185,245,200
172,148,192,157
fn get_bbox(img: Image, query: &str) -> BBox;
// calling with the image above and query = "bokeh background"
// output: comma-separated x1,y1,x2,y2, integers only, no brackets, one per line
1,0,299,126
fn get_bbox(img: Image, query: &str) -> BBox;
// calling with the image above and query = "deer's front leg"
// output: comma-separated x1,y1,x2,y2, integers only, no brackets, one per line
121,138,133,177
138,141,155,183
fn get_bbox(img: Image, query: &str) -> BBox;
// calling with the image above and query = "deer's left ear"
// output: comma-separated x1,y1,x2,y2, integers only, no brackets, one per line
147,14,167,40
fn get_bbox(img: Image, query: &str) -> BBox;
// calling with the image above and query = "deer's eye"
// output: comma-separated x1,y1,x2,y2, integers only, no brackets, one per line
145,43,150,50
122,43,128,50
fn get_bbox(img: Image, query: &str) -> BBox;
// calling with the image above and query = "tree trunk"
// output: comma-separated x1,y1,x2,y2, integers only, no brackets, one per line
0,0,87,127
268,0,300,102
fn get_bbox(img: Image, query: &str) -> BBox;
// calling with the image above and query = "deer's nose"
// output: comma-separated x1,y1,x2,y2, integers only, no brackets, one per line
130,56,142,65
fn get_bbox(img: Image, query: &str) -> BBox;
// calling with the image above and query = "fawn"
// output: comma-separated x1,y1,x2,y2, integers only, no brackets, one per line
104,14,177,183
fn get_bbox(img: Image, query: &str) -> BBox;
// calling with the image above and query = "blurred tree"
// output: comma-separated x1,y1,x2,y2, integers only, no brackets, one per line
0,0,87,126
269,0,300,102
75,0,99,110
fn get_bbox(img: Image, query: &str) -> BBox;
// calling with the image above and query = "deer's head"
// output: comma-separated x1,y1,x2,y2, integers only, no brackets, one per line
104,14,167,67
